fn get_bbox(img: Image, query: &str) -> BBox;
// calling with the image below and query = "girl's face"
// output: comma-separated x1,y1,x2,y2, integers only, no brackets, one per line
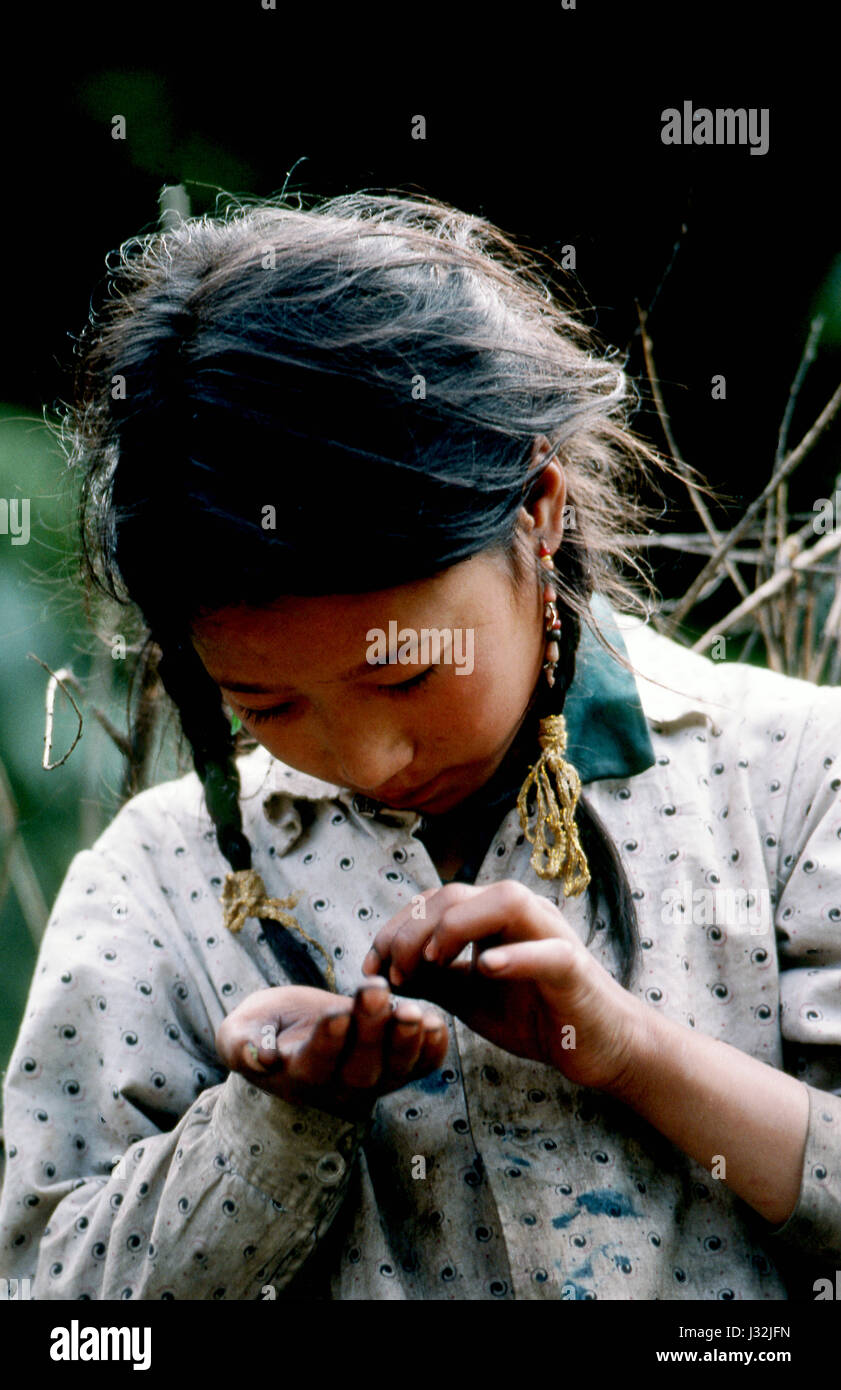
191,549,545,814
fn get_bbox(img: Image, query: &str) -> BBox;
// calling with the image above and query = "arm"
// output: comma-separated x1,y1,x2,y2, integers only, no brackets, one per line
0,822,367,1300
366,869,841,1264
602,1012,810,1226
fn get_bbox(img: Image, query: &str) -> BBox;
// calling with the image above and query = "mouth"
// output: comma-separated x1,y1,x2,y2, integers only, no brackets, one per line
370,772,448,807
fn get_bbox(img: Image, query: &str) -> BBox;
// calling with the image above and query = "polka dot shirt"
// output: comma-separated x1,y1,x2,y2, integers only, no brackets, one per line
1,612,840,1300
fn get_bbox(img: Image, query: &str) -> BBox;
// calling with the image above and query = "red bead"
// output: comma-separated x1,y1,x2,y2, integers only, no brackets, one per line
538,540,551,556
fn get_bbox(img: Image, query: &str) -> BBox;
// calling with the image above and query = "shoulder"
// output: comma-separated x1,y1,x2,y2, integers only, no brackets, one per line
616,612,841,739
85,744,339,869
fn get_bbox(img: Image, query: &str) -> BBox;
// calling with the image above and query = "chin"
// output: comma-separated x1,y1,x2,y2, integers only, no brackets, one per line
376,757,496,813
397,783,472,814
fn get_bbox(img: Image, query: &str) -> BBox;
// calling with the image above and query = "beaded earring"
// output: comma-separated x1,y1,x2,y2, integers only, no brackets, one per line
516,538,591,896
539,538,563,687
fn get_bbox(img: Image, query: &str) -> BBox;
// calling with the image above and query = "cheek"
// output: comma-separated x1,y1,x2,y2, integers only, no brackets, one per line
238,718,323,768
426,660,529,747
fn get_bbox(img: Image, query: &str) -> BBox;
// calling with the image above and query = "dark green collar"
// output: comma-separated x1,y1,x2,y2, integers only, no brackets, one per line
562,594,656,783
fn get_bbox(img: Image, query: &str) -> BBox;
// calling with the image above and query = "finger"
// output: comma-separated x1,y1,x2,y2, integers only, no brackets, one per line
216,1015,286,1075
364,883,482,986
350,978,394,1045
421,881,573,970
362,887,455,969
363,883,487,967
475,936,582,988
413,1010,449,1075
219,985,336,1033
383,958,477,1019
339,979,395,1089
382,1000,427,1080
215,985,350,1069
283,1007,353,1087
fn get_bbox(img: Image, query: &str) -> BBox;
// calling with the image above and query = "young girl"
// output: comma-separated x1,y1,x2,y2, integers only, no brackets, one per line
1,192,839,1301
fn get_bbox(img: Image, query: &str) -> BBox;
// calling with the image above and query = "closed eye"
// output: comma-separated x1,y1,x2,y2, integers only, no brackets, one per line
379,666,435,696
235,667,435,725
236,701,296,725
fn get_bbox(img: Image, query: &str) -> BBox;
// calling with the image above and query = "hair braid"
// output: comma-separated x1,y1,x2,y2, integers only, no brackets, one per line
154,635,330,990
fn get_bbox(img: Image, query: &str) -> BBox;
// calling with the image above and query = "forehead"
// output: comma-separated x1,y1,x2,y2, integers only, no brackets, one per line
189,553,503,685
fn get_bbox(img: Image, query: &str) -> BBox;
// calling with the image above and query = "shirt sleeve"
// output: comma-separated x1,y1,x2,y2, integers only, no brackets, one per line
761,684,841,1270
0,801,369,1300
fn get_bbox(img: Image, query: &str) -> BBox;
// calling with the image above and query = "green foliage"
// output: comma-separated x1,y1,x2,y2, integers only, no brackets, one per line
78,70,259,198
0,405,181,1080
815,254,841,346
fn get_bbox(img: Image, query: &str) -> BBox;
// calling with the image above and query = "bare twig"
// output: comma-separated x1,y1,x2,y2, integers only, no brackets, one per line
809,559,841,683
739,625,761,664
764,317,824,586
666,376,841,632
779,535,802,670
829,623,841,686
800,575,816,682
615,533,799,561
627,220,689,348
637,304,787,667
637,304,748,593
690,527,841,653
776,317,825,472
28,655,84,769
28,654,132,770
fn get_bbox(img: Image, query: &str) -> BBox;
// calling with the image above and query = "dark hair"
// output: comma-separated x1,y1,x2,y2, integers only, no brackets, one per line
61,190,670,989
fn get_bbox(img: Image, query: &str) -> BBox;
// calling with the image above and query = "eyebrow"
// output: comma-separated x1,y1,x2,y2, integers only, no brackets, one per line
218,657,396,695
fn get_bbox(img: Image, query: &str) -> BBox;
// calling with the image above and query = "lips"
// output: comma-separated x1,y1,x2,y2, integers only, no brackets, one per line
373,773,444,806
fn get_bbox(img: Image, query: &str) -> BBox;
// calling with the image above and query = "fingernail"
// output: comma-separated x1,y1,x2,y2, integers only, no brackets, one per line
360,986,389,1015
389,964,404,987
423,938,437,962
362,948,379,973
245,1042,267,1072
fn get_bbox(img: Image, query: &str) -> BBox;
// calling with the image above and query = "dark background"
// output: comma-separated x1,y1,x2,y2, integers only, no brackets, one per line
1,3,840,1070
9,12,841,516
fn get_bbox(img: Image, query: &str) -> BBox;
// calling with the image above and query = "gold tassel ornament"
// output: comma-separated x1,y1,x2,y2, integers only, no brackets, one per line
219,868,337,992
516,712,590,895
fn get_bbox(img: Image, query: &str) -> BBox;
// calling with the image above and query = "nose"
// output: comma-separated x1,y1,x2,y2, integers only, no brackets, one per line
330,716,414,793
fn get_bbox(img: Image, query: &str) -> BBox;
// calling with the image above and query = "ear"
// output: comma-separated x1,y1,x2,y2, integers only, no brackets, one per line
518,437,567,552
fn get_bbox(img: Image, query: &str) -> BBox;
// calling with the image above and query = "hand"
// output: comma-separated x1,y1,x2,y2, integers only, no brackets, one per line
362,880,652,1094
215,979,449,1120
